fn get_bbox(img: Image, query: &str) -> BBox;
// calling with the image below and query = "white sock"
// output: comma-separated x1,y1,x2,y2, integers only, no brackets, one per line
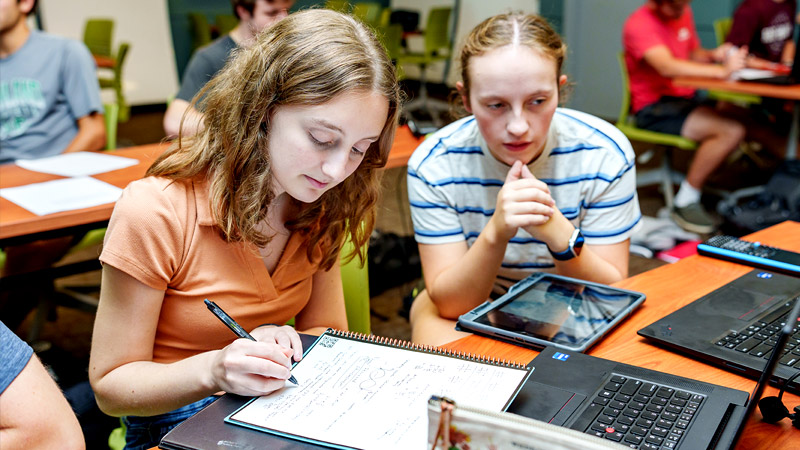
673,180,701,208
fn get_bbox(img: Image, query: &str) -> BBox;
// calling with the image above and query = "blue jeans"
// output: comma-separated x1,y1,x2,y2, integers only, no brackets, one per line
122,395,218,450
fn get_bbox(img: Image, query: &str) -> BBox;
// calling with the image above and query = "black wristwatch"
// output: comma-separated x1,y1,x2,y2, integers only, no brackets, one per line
548,228,585,261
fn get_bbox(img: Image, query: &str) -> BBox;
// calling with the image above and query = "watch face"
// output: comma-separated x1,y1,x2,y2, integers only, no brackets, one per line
572,231,584,256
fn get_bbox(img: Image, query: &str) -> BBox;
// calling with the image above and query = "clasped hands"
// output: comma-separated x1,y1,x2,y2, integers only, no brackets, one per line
210,324,303,397
491,160,564,246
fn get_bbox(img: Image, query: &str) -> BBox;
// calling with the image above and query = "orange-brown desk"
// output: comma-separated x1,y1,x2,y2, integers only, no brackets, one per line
674,76,800,159
443,220,800,449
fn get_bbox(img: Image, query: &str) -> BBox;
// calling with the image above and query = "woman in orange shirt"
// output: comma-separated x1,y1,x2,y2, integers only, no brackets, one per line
89,10,400,449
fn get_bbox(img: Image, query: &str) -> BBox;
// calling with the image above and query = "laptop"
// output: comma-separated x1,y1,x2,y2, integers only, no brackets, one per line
507,298,800,449
160,304,799,450
638,269,800,393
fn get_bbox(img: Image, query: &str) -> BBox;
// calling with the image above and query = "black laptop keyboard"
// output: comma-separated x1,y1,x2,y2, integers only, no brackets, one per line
575,374,705,449
714,301,800,369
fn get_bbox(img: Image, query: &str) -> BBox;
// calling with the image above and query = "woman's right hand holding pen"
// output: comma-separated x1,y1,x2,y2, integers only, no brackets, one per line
209,337,296,397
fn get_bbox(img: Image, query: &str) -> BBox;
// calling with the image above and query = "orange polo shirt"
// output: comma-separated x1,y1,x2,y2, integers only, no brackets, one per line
100,176,322,364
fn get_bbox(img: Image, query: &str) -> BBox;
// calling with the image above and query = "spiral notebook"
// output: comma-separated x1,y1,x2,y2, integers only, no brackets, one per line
224,329,532,450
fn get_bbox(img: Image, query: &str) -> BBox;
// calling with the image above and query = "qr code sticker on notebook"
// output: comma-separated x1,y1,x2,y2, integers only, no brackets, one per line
319,336,337,348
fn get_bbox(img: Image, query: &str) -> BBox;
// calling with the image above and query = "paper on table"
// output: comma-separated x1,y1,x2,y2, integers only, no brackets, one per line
729,68,780,80
15,151,138,177
0,177,123,216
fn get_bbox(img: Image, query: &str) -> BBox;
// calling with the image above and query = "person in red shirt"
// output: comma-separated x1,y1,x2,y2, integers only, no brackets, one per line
623,0,756,233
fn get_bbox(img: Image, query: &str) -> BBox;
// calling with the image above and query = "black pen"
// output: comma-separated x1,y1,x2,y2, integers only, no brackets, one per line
204,299,298,385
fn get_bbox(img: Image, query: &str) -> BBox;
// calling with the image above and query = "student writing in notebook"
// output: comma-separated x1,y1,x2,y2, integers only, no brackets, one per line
406,12,641,346
88,10,400,449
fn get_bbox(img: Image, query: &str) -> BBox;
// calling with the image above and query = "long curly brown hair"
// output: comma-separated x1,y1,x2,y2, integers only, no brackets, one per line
148,9,401,270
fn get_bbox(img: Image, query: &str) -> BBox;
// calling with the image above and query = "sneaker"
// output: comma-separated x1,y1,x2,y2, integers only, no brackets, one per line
671,202,716,234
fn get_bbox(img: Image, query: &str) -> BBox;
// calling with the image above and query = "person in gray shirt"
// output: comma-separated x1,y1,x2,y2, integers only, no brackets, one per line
0,0,105,164
0,0,105,331
163,0,294,138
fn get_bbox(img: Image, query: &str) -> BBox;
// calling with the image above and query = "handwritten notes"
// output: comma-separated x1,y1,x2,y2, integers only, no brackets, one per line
227,333,530,449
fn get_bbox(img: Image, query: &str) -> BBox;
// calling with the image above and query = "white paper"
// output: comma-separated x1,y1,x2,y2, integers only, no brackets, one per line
229,334,529,450
0,177,123,216
15,151,138,177
729,68,780,80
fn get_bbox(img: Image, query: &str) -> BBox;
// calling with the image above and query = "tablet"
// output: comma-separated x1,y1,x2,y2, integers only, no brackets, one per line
456,273,646,352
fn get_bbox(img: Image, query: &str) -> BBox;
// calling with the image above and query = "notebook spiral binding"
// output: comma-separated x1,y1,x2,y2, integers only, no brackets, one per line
327,328,527,370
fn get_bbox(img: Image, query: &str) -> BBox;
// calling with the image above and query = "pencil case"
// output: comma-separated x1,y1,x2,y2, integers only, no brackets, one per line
427,395,627,450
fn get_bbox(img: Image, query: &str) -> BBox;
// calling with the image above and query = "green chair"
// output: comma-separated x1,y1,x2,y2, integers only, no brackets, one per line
709,17,761,106
325,0,351,13
352,2,383,29
396,7,453,124
103,102,119,151
379,23,404,66
340,234,371,335
713,17,733,48
215,14,239,36
188,12,212,51
83,18,114,58
98,43,130,122
616,52,698,209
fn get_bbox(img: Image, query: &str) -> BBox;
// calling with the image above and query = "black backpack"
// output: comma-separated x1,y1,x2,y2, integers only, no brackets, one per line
719,160,800,235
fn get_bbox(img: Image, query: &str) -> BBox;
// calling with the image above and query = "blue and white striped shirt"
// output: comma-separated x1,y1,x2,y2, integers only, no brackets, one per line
407,108,642,295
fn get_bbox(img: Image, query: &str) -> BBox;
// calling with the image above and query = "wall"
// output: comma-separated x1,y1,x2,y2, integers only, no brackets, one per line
39,0,178,107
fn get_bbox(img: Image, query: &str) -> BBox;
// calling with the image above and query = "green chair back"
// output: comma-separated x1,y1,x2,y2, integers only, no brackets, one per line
713,17,733,46
325,0,351,13
98,42,131,122
422,7,452,58
103,102,119,151
188,12,212,51
216,14,239,36
380,23,404,64
353,2,383,29
340,236,371,335
83,18,114,57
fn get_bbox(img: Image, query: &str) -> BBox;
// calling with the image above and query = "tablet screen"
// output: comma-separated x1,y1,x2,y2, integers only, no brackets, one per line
472,275,642,348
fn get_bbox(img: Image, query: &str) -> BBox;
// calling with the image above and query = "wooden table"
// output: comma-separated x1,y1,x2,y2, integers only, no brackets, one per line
674,76,800,159
0,126,423,247
0,143,168,247
443,220,800,449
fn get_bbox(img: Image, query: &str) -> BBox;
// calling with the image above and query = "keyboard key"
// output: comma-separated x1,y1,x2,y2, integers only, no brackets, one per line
640,383,658,397
604,431,625,442
598,414,615,425
656,387,675,399
646,434,664,445
652,426,669,437
630,425,648,436
674,391,691,400
604,381,622,392
620,379,643,396
624,434,643,445
570,403,603,432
